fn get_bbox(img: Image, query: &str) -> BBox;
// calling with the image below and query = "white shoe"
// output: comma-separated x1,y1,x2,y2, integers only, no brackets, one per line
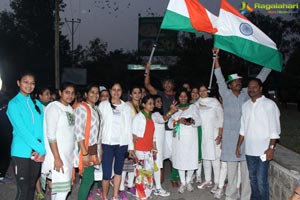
154,188,170,197
178,184,186,193
186,183,194,192
214,188,223,199
210,184,218,193
197,181,213,189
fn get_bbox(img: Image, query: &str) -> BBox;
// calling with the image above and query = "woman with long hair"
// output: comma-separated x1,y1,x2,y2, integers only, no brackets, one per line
132,95,156,200
168,88,201,194
98,83,135,200
151,95,177,197
6,72,45,200
74,84,101,200
196,84,223,195
118,86,142,200
41,82,76,200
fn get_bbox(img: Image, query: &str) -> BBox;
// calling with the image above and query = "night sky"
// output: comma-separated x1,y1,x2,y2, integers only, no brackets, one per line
0,0,296,51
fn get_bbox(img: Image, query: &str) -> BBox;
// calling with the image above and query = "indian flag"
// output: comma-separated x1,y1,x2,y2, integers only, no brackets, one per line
214,0,282,72
161,0,217,34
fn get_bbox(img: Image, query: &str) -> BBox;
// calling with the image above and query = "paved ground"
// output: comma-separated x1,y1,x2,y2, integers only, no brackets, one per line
0,160,221,200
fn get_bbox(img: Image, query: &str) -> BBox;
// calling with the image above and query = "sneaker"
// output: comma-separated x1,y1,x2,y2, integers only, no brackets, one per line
126,187,136,196
36,192,45,200
214,188,223,199
210,184,218,194
186,183,194,192
178,184,186,193
197,181,213,189
110,196,120,200
88,190,94,200
196,176,202,183
96,188,103,197
119,191,128,200
154,188,170,197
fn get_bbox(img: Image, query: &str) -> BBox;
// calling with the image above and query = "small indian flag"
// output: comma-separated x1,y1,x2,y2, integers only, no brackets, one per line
214,0,283,72
161,0,217,34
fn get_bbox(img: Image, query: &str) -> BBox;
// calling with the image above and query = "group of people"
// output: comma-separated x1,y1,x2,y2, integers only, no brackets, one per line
5,48,281,200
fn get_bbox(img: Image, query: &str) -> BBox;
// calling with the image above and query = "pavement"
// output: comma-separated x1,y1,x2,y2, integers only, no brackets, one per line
0,160,220,200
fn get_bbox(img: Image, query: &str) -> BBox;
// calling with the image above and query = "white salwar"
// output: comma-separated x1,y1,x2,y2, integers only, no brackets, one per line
41,101,75,194
196,97,223,160
168,104,201,170
152,112,166,169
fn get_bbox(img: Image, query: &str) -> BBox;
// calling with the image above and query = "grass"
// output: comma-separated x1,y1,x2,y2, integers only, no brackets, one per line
278,105,300,153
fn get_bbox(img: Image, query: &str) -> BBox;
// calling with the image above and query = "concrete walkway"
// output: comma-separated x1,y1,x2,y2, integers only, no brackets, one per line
0,160,219,200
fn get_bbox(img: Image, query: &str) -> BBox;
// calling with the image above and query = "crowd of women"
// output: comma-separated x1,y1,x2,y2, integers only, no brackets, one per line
6,71,230,200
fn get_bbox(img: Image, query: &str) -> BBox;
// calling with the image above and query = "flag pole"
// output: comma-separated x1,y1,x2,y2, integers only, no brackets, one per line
208,51,216,91
147,28,162,65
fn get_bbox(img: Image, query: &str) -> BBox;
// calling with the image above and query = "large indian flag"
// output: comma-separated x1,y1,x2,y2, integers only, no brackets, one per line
161,0,217,34
214,0,282,72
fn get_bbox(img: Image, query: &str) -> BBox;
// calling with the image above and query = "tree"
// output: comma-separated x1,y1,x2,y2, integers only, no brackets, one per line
0,0,71,90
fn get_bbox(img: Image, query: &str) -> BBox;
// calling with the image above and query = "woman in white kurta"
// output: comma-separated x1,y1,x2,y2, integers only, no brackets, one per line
168,88,201,194
151,95,177,197
196,84,223,192
41,83,76,200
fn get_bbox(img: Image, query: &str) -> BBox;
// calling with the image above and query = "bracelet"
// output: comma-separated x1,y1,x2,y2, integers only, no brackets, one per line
82,153,89,157
144,71,149,76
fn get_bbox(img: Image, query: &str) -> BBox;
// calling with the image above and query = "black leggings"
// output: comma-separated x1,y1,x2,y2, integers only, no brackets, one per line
11,157,41,200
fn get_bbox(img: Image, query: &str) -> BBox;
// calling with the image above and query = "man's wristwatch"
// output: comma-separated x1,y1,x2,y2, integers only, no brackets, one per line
269,145,276,150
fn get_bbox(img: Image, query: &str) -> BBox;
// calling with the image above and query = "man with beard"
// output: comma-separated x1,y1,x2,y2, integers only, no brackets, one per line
213,48,271,200
236,78,280,200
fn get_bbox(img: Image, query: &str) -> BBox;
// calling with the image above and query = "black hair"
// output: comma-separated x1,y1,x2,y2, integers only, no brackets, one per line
175,87,191,103
109,83,122,109
129,86,141,94
60,82,76,93
152,95,163,115
248,77,263,87
83,83,100,102
18,72,41,114
140,95,154,110
36,86,51,96
18,71,35,81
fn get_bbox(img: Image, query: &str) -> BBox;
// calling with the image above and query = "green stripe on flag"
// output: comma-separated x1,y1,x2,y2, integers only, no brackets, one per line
161,10,199,33
214,35,282,72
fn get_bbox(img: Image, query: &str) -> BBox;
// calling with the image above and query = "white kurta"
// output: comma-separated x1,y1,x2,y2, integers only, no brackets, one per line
196,97,223,160
168,104,201,170
152,112,167,168
41,101,75,193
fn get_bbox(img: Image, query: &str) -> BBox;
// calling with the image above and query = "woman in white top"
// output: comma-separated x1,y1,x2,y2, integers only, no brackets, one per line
98,83,135,200
196,84,223,192
151,95,177,197
168,88,201,194
41,82,76,200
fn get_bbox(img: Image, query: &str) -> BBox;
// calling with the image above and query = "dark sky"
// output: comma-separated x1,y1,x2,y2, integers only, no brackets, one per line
0,0,296,51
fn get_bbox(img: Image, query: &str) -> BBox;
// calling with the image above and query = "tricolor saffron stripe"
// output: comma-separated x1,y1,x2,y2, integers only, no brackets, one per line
214,0,282,72
184,0,218,34
161,0,217,34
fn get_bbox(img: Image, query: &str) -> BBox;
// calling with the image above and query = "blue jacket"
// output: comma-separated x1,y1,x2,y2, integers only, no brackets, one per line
6,92,45,158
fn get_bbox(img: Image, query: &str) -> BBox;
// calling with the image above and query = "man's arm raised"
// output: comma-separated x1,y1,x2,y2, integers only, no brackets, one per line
144,63,158,95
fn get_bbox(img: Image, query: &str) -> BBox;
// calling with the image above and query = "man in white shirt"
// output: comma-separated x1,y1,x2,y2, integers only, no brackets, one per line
236,78,280,200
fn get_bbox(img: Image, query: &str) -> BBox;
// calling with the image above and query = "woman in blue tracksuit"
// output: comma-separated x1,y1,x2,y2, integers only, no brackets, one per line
6,72,45,200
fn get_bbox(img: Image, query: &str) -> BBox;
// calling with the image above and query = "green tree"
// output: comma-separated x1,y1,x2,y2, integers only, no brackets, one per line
0,0,71,90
